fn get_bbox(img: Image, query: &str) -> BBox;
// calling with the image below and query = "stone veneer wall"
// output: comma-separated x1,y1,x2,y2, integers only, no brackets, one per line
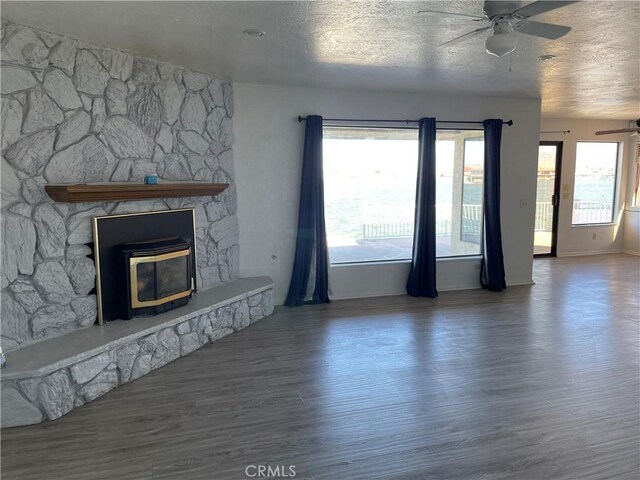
2,287,274,427
1,20,238,352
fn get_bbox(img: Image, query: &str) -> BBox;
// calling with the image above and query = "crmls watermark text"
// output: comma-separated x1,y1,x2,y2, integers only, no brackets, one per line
245,464,296,478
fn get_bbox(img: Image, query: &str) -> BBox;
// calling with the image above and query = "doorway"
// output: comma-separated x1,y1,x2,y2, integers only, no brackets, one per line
534,142,562,256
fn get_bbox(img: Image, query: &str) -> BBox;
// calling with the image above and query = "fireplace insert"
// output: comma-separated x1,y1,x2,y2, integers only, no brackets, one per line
93,209,197,323
121,237,194,320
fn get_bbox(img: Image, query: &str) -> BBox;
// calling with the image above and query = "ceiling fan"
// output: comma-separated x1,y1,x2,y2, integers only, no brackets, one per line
596,119,640,136
419,1,578,57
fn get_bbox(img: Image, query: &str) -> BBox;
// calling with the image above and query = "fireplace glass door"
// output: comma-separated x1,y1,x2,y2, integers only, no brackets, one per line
130,250,192,307
121,237,193,319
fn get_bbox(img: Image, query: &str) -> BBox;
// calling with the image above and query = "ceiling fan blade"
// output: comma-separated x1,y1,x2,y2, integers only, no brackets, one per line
512,1,579,19
439,26,492,47
595,128,640,136
418,9,488,22
515,20,571,39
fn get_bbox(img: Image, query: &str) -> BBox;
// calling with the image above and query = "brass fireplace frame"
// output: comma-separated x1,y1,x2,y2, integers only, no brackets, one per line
129,248,192,308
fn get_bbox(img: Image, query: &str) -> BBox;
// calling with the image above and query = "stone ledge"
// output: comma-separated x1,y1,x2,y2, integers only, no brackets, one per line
2,276,272,380
1,276,274,428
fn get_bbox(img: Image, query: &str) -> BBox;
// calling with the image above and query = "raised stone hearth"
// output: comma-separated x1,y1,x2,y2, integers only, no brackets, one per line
1,277,274,428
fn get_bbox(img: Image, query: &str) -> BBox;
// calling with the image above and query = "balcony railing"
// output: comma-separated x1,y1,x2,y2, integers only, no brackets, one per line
571,201,613,224
360,201,615,240
535,202,554,231
362,205,482,240
535,201,613,229
362,220,449,239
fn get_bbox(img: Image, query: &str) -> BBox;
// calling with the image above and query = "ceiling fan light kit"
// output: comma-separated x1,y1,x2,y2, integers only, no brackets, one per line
485,23,518,57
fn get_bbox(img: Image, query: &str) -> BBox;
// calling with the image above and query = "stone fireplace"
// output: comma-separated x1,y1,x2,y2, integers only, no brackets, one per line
1,18,239,352
0,19,274,428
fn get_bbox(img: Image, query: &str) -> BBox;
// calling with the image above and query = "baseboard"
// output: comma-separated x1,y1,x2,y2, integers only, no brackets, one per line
508,280,536,286
622,250,640,256
276,291,408,305
333,282,496,300
438,283,482,292
557,250,622,257
328,290,407,301
308,280,536,303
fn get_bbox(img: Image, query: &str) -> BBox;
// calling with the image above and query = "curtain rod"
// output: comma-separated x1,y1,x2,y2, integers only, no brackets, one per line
297,116,513,126
540,130,570,134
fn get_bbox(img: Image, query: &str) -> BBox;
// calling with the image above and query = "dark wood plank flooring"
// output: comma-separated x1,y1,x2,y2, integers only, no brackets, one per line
2,254,639,479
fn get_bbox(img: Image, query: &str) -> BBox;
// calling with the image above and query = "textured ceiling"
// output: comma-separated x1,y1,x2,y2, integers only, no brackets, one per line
2,1,639,119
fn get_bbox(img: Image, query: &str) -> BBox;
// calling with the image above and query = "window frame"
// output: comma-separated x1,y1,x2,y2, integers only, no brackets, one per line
451,134,485,259
570,140,621,226
322,122,485,265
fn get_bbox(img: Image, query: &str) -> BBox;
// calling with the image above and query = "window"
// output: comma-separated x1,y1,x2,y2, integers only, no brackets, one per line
435,131,484,257
572,142,619,225
323,127,418,264
323,126,484,264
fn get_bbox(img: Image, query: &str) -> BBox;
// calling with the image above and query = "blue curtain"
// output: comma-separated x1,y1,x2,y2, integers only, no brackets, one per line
480,119,507,291
285,115,330,306
406,117,438,298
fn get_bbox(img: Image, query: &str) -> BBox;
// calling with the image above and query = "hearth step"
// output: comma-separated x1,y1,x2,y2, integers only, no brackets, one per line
0,277,274,428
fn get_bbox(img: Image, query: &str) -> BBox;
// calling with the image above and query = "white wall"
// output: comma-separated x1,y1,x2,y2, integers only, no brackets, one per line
540,118,633,256
234,83,541,304
623,133,640,255
624,210,640,255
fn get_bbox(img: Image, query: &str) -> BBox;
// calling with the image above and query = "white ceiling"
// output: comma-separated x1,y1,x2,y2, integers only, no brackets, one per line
2,1,639,120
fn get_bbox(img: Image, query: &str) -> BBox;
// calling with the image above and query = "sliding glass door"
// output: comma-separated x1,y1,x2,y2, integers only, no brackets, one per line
534,142,562,256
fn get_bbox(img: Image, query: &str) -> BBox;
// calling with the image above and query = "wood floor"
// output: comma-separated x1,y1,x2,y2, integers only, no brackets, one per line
2,254,639,480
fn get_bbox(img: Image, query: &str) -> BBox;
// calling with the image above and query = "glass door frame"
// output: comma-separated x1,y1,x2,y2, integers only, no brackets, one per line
535,141,563,257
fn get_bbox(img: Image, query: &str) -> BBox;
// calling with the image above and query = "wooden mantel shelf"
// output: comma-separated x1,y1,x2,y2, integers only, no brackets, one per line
45,183,229,203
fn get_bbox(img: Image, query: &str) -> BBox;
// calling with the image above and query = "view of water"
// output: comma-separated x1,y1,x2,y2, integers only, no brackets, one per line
324,136,618,245
537,178,615,205
323,135,484,242
325,176,485,239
